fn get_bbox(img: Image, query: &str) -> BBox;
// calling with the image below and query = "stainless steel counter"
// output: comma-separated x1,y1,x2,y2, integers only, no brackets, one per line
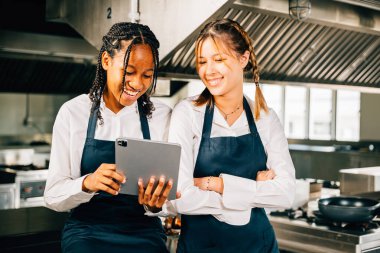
269,215,380,253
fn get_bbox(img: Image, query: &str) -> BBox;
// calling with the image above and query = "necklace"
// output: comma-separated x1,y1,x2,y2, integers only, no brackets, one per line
215,102,243,120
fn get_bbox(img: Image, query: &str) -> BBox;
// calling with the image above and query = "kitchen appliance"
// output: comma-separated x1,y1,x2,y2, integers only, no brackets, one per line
0,148,49,209
340,167,380,195
0,166,48,209
270,208,380,253
0,183,16,209
15,169,48,208
269,187,380,253
318,196,380,223
0,148,34,166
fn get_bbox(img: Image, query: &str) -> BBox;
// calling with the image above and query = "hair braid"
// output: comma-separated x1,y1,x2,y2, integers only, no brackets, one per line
231,22,268,119
88,22,160,124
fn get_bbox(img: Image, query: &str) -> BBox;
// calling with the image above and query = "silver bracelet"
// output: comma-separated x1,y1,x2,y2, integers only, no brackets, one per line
206,176,212,191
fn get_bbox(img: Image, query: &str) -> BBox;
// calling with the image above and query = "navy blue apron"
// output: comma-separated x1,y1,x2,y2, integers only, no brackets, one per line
177,97,279,253
61,99,168,253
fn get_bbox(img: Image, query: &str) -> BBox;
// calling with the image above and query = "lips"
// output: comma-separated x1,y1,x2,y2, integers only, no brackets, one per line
206,77,223,87
123,89,139,97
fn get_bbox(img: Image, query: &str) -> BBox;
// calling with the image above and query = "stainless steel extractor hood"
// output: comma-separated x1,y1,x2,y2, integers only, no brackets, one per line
0,0,379,94
159,0,380,88
49,0,379,89
0,30,98,94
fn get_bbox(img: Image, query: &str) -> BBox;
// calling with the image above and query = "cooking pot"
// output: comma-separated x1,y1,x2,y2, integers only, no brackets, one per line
0,148,34,166
318,196,380,223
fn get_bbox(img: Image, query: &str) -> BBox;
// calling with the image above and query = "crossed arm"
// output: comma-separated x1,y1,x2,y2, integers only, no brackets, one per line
194,169,276,194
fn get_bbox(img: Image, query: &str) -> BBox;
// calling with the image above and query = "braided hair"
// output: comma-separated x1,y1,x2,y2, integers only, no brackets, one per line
194,19,268,119
89,22,160,124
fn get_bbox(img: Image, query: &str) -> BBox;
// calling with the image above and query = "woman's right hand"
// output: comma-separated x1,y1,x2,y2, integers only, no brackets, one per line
82,163,126,195
256,169,276,181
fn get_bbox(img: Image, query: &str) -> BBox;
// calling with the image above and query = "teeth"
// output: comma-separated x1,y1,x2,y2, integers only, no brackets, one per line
124,89,139,96
208,78,222,86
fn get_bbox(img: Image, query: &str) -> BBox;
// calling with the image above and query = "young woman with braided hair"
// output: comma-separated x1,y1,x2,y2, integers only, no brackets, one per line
152,19,296,252
44,22,173,253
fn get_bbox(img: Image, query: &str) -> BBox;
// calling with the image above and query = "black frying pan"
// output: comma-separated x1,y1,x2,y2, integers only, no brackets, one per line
318,196,380,223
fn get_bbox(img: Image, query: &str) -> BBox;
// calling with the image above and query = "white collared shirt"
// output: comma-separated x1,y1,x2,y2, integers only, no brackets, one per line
44,94,171,212
161,95,295,225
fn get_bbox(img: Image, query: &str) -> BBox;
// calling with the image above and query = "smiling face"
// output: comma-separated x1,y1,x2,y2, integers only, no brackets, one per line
102,41,154,112
197,37,248,99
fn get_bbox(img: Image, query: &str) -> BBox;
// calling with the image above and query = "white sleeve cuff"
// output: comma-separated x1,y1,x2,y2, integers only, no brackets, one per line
71,174,97,201
144,200,178,217
220,173,256,210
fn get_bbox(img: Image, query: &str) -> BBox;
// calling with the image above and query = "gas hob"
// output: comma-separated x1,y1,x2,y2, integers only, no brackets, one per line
269,212,380,253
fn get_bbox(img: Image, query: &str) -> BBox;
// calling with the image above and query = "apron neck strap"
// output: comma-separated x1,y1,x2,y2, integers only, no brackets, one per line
202,96,258,139
137,98,151,140
86,103,99,139
243,97,259,135
86,98,151,140
202,102,214,139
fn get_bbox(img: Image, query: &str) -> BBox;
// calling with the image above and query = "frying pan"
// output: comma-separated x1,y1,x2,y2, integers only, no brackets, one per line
318,196,380,223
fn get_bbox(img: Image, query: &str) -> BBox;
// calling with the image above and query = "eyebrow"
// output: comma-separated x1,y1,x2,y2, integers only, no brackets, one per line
125,64,154,71
198,53,225,58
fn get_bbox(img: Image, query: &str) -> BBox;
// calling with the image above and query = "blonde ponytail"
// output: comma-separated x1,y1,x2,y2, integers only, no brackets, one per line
231,21,269,119
247,39,268,119
251,48,268,120
254,83,268,120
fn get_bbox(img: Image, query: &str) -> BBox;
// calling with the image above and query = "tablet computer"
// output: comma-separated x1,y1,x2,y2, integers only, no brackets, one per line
115,137,181,200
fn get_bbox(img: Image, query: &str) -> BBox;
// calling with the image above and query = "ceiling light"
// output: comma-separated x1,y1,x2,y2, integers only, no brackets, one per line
289,0,311,21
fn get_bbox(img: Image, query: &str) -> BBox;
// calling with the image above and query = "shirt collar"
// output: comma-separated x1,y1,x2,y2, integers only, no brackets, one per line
190,95,251,129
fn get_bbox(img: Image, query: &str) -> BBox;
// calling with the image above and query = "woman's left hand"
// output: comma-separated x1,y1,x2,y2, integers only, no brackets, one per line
138,176,174,212
194,176,224,194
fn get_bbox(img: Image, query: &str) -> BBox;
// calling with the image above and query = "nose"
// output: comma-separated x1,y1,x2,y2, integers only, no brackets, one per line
127,79,143,91
205,61,216,77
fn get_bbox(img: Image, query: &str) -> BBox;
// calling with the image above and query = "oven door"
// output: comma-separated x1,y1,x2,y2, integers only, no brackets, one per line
15,170,48,208
0,183,16,209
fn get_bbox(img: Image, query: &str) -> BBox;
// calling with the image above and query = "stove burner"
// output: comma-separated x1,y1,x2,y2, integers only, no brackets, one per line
313,210,380,232
344,222,379,231
270,208,308,220
270,209,380,232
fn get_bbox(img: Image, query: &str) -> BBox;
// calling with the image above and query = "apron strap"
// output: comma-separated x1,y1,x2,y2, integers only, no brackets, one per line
86,99,151,140
202,96,258,139
202,102,214,139
243,96,258,135
86,104,99,139
137,98,151,140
